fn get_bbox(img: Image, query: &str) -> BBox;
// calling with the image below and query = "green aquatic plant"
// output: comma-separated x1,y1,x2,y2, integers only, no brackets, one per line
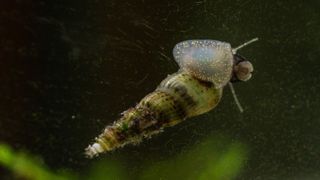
0,134,247,180
86,134,248,180
141,135,247,180
86,160,128,180
0,143,73,180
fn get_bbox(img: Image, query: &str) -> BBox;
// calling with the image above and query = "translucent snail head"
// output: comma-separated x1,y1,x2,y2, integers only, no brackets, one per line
173,37,259,113
173,40,234,88
173,38,258,87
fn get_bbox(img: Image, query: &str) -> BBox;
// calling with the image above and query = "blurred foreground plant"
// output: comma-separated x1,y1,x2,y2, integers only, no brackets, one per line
0,134,247,180
0,143,73,180
141,135,247,180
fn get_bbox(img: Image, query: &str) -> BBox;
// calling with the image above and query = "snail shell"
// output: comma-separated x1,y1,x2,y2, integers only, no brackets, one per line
173,40,233,88
85,38,258,158
85,71,222,158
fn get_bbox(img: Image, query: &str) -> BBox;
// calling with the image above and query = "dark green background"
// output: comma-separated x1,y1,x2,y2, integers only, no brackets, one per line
1,0,319,179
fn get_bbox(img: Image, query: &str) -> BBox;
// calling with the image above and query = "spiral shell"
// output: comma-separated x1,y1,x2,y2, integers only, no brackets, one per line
173,40,233,88
85,71,222,158
85,38,258,158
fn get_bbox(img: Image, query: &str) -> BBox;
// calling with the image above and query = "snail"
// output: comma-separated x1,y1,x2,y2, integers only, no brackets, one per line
85,38,258,158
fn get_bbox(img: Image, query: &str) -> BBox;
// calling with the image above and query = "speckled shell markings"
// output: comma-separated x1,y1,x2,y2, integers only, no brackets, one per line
173,40,234,88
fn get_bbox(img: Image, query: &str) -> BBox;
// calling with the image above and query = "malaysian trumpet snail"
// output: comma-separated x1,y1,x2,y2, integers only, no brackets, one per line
85,38,258,158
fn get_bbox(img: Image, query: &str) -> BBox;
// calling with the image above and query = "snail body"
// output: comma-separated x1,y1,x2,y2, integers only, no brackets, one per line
85,38,258,158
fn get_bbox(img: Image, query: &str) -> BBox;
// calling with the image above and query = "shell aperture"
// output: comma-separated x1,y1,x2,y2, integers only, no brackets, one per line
173,40,234,88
